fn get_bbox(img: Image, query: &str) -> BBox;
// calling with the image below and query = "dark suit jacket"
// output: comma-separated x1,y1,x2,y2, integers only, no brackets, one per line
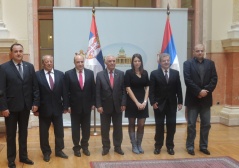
65,68,95,113
0,60,39,112
36,69,67,117
96,69,126,113
149,68,183,112
183,58,218,107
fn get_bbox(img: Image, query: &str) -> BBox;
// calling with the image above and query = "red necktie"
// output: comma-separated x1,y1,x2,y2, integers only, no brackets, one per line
48,71,54,90
79,71,83,89
110,71,114,88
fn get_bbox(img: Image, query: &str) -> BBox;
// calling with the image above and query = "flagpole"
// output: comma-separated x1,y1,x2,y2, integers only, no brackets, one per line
90,2,101,136
164,3,171,133
167,3,170,16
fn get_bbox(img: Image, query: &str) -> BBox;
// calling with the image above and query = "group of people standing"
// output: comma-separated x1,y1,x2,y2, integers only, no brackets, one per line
0,43,217,168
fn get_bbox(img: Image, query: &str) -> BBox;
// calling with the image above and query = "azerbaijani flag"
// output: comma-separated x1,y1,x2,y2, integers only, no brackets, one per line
85,10,105,79
161,16,180,72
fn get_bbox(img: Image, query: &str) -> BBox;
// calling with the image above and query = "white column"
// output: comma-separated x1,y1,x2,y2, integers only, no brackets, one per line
0,0,9,38
220,0,239,126
228,0,239,38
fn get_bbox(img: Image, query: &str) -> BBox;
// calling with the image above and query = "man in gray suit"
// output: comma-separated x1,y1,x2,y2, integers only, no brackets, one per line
96,55,127,156
0,43,39,168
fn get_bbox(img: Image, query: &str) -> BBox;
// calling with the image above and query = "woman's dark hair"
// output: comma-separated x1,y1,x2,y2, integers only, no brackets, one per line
131,53,144,74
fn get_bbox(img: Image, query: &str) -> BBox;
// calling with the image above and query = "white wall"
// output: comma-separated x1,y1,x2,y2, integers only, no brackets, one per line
203,0,233,52
54,7,188,126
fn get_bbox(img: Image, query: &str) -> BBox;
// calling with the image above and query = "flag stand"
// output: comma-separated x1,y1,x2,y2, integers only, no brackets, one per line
91,108,101,136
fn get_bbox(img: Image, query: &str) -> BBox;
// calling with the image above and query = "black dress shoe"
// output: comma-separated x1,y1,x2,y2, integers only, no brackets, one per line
55,151,68,159
154,148,161,155
43,154,50,162
20,158,34,165
114,148,124,155
8,161,16,168
200,149,210,155
83,149,90,156
74,150,81,157
102,149,109,156
167,148,175,155
187,149,195,155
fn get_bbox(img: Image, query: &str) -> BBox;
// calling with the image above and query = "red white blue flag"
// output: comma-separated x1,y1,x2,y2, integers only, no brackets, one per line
161,16,180,72
85,11,105,79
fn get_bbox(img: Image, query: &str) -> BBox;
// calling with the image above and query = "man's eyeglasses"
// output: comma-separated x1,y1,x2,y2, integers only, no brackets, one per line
195,50,204,53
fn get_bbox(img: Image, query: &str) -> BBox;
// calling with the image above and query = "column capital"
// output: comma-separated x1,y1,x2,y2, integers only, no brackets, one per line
221,38,239,52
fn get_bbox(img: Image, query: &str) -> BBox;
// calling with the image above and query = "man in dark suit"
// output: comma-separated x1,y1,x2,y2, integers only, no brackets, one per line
149,53,183,155
96,55,127,156
184,44,218,156
65,54,95,157
35,55,68,162
0,43,40,168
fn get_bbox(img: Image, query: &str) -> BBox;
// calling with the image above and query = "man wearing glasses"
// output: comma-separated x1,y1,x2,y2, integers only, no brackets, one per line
183,44,218,156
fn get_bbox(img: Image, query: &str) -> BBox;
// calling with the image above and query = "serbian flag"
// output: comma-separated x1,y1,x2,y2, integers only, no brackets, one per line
85,10,105,79
160,16,180,72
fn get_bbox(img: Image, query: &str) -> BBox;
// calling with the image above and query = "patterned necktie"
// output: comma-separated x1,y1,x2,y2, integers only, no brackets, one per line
165,70,169,83
79,71,83,89
17,63,23,79
110,71,114,88
48,71,54,90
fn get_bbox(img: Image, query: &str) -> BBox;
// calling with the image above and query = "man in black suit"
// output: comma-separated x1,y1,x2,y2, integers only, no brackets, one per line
96,55,127,156
65,54,95,157
0,43,40,168
149,53,183,155
35,55,68,162
184,44,217,156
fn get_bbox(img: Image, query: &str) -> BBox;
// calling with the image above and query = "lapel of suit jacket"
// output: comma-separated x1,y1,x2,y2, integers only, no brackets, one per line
53,70,59,91
71,68,79,89
158,69,167,84
40,69,52,92
113,69,119,89
202,59,210,82
9,60,23,81
168,69,172,84
103,69,112,89
80,68,87,90
83,69,89,89
191,58,201,78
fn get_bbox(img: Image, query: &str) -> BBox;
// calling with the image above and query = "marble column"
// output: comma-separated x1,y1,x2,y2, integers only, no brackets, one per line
0,0,16,54
221,0,239,126
0,0,9,38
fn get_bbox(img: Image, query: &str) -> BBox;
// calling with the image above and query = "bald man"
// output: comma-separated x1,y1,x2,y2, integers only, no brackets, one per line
184,44,218,156
65,54,95,157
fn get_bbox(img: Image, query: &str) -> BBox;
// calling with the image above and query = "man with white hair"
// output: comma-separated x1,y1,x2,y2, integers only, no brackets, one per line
96,55,127,156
